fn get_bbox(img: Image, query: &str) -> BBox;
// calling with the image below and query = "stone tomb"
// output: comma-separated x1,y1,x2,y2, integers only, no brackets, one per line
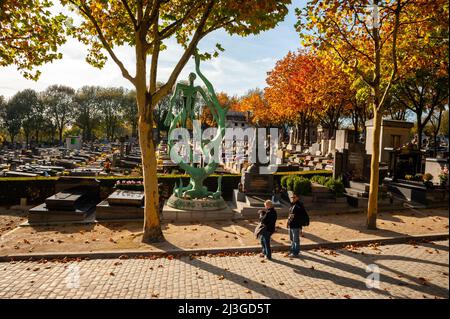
425,158,448,185
232,164,290,218
365,119,414,163
28,187,97,224
96,190,144,220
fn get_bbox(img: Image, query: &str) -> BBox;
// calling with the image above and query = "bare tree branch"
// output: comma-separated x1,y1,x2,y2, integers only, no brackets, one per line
120,0,138,29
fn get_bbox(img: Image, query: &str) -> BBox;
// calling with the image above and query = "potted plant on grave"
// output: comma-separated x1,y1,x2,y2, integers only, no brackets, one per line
422,173,434,188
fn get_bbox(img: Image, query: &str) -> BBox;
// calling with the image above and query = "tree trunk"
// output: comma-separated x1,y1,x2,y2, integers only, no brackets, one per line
139,111,164,243
417,127,423,151
59,128,63,145
135,32,164,243
25,133,29,149
132,122,137,138
367,109,382,229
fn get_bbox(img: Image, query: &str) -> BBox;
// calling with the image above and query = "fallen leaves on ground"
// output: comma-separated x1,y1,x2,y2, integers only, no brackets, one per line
418,277,429,286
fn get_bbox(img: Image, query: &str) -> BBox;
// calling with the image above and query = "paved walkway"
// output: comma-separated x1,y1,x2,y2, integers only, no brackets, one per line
0,240,448,299
1,208,448,256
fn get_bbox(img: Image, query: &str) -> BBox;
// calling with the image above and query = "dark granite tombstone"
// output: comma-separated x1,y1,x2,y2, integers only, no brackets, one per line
106,190,144,206
45,188,88,210
28,186,97,224
95,190,145,220
241,163,274,195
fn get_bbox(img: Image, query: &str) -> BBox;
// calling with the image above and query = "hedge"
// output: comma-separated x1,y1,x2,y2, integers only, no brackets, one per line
0,170,331,205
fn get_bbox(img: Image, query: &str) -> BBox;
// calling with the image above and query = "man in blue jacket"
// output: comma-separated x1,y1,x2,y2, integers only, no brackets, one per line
287,192,309,257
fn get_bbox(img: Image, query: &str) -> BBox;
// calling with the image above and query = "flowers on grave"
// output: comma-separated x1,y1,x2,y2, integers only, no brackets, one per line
115,179,144,190
439,165,449,186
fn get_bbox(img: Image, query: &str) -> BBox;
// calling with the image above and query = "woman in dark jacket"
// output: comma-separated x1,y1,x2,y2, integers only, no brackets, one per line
256,200,277,260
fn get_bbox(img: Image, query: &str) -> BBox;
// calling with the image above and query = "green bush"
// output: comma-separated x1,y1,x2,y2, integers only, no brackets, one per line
324,177,345,195
286,175,295,191
280,175,289,188
310,175,322,184
293,177,312,195
284,175,311,195
317,176,330,185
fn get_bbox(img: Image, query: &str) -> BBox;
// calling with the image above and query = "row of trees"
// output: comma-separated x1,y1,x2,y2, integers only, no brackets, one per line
228,48,448,149
0,86,138,146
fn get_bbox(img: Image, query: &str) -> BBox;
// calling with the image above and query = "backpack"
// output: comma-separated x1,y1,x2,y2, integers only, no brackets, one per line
298,202,310,227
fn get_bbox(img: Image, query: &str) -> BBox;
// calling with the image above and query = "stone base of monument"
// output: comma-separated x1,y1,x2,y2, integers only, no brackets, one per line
161,205,235,222
166,194,228,210
95,190,144,220
162,195,234,221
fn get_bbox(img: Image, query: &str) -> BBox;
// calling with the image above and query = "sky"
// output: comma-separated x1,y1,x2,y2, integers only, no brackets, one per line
0,0,307,98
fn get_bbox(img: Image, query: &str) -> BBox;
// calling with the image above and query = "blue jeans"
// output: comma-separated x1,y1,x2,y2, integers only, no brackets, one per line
260,230,272,259
289,227,301,255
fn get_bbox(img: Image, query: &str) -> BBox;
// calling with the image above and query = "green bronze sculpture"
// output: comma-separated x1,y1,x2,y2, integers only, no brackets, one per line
165,52,226,208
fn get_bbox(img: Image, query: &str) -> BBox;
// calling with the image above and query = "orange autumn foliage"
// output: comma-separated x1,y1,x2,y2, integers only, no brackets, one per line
264,50,354,132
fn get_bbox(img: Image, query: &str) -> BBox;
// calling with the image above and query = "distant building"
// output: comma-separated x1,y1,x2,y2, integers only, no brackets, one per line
225,111,250,129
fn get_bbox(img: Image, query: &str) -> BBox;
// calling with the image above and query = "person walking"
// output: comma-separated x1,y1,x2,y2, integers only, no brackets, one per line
287,192,309,257
255,200,277,260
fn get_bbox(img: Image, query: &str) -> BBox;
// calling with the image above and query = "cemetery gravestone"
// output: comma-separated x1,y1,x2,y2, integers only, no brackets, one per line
96,190,144,220
28,186,97,224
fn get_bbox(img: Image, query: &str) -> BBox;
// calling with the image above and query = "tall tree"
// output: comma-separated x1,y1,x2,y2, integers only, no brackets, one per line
233,89,272,127
0,0,66,79
60,0,290,242
98,87,126,141
298,0,418,229
439,110,449,136
427,106,448,154
0,92,27,143
393,70,448,150
41,85,75,144
74,86,102,141
121,89,138,138
12,89,41,147
265,51,319,146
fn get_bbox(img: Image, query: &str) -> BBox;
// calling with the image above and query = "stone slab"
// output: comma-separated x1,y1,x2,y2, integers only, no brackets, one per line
107,190,144,207
28,202,95,224
162,203,234,222
45,188,88,211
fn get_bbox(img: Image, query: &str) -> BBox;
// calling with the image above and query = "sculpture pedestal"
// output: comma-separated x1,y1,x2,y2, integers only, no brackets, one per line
166,194,227,211
163,195,234,222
